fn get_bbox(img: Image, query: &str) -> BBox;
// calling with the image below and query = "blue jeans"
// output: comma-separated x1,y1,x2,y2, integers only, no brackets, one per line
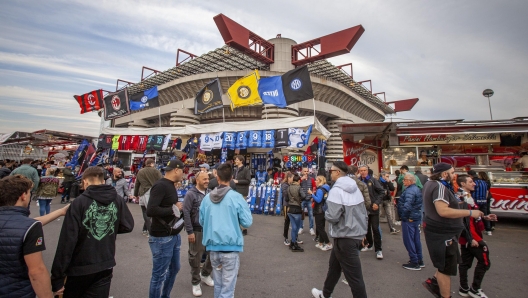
148,235,181,298
401,220,422,264
38,199,51,216
288,213,302,243
210,252,240,298
300,200,313,229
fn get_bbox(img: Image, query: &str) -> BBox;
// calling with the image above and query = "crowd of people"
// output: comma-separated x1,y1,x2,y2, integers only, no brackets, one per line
0,156,499,298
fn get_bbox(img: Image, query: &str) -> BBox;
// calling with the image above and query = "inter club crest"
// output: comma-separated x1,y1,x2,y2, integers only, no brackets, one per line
111,95,121,110
237,86,251,99
202,89,213,104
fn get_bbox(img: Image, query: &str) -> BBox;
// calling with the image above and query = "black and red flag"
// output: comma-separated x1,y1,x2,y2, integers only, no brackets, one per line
103,89,130,120
74,90,104,114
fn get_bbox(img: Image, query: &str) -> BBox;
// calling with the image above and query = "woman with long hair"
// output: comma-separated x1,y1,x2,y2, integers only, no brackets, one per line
35,168,60,216
308,175,332,251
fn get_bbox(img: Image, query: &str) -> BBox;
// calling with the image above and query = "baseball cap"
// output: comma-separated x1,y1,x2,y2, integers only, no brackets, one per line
199,163,210,170
432,162,452,174
163,159,185,171
467,170,478,177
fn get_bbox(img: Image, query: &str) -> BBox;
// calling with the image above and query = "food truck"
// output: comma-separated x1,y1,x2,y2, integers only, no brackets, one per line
340,118,528,214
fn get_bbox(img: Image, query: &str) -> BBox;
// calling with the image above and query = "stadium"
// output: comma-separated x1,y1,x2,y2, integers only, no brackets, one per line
110,13,416,162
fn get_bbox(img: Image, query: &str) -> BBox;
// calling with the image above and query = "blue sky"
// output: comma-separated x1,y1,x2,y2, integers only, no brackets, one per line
1,0,527,136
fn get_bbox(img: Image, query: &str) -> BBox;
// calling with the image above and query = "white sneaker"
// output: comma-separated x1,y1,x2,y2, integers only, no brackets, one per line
376,251,383,259
311,288,327,298
310,228,316,236
342,278,348,285
486,231,492,236
360,246,373,252
478,289,488,298
315,243,323,249
200,273,214,287
394,221,401,226
321,244,333,251
298,228,304,235
192,284,202,297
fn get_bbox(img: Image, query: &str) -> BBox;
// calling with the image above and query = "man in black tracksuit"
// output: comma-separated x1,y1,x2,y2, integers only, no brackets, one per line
232,155,251,235
358,165,385,259
51,166,134,297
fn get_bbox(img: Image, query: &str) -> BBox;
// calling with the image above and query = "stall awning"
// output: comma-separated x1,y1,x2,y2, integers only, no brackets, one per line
102,116,331,139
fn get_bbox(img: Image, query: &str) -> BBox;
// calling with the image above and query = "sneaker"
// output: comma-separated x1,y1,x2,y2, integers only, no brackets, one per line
297,239,304,244
402,262,421,270
419,260,425,268
200,273,214,287
390,228,400,235
192,284,202,297
313,236,319,242
310,228,316,236
376,251,383,259
315,243,323,249
342,278,348,285
284,238,291,246
477,289,488,298
321,244,333,251
459,286,469,297
486,231,492,236
422,278,441,298
36,201,39,207
361,246,373,252
142,230,148,236
298,228,304,235
467,287,486,298
311,288,328,298
394,221,401,226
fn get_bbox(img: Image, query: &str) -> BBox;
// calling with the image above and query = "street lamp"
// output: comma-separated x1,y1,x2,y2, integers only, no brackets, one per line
482,89,494,120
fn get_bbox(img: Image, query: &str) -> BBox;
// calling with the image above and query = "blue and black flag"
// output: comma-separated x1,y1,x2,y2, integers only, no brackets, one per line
195,78,224,114
281,65,314,105
130,86,159,111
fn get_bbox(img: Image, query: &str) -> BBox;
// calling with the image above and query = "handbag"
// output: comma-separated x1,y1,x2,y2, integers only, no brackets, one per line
158,216,185,236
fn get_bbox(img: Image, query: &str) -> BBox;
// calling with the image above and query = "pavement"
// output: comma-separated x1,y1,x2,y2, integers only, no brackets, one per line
33,198,528,298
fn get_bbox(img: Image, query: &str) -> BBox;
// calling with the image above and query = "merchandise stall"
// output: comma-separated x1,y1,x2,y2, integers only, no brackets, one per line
340,118,528,214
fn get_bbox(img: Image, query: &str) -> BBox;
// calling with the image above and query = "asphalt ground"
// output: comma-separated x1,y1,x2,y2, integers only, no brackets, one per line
32,198,528,298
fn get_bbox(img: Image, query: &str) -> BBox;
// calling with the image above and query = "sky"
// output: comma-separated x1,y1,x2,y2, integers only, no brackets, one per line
1,0,527,137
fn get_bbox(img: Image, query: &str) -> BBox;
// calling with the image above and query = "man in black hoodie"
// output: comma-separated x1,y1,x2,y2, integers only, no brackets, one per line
51,166,134,297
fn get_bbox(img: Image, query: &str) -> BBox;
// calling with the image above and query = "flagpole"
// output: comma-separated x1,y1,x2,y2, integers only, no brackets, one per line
158,107,161,127
222,107,225,123
312,98,316,116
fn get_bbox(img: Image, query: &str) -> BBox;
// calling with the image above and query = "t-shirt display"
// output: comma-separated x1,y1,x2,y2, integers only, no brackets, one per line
211,132,224,149
275,128,289,147
288,127,306,148
128,135,138,151
111,135,120,150
262,130,275,148
152,135,164,151
200,133,214,151
223,132,237,149
236,131,249,149
248,130,262,148
137,135,148,152
118,135,129,150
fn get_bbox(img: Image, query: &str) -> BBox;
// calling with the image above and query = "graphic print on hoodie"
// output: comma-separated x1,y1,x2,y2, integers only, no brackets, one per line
83,201,118,241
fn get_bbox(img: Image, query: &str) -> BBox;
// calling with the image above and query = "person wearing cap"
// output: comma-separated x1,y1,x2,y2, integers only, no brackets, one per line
199,163,210,173
467,170,491,236
421,162,492,298
146,159,185,298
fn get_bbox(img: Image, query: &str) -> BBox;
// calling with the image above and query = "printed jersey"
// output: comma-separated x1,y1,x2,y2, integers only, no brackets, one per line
211,132,223,149
248,130,262,148
137,136,148,152
262,130,275,148
274,128,289,147
256,171,267,184
147,135,157,150
223,132,237,149
152,135,164,151
128,135,138,151
118,135,129,150
288,128,306,148
162,134,171,151
200,133,214,151
100,134,113,149
112,135,120,150
236,131,249,149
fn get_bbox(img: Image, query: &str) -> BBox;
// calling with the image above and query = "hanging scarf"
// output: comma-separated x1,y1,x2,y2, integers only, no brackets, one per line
439,179,455,195
360,175,371,183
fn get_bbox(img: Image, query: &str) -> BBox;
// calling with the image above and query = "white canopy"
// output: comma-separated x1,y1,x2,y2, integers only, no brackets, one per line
101,116,331,139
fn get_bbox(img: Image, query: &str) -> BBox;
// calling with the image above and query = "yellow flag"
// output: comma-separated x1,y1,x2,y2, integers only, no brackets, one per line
227,70,262,110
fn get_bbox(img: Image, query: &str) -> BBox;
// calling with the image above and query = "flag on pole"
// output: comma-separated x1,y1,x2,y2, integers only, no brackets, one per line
195,79,224,114
227,70,262,110
281,65,314,105
257,76,287,108
129,86,159,111
74,90,104,114
103,89,130,120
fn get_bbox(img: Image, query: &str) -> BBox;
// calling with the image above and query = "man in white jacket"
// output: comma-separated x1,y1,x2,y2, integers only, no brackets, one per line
312,161,368,298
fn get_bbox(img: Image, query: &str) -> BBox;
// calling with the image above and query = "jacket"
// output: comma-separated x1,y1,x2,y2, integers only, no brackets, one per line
0,207,41,298
134,167,162,202
325,176,368,240
106,177,131,198
35,176,60,199
351,175,371,210
397,184,423,222
51,184,134,292
183,186,207,234
379,177,395,201
459,202,485,246
286,182,306,213
359,175,384,213
280,182,290,207
312,184,331,215
300,176,316,198
62,168,75,183
199,186,253,252
397,172,423,189
415,171,429,187
233,166,251,196
0,167,11,179
10,165,39,192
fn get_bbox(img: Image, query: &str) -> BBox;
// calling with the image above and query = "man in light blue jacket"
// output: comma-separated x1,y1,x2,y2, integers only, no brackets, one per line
200,163,253,298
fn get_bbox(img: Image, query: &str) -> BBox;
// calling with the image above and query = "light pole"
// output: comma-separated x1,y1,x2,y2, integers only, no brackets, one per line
482,89,494,120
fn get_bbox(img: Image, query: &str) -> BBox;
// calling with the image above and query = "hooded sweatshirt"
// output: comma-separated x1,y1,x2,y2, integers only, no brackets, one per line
51,184,134,292
325,176,368,240
199,185,253,252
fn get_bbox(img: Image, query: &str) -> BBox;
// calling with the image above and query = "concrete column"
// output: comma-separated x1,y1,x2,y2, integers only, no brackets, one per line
325,118,354,161
260,104,299,119
170,108,200,127
268,37,296,73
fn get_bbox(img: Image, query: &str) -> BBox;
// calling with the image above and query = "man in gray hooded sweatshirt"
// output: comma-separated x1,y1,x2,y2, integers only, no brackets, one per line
311,161,368,298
